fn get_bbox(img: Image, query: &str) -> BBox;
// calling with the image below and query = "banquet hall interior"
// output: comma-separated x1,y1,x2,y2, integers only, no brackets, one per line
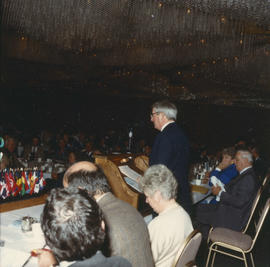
1,0,270,266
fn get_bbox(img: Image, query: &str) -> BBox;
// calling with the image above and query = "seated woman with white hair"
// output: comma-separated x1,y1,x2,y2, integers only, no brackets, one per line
139,164,193,267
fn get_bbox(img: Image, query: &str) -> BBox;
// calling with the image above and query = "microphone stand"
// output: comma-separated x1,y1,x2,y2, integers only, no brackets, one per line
128,129,133,152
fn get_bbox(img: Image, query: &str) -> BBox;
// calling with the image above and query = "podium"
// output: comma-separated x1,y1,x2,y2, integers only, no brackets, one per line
95,154,142,209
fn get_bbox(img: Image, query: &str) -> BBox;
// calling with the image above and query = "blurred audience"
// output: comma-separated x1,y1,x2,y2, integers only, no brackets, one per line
54,138,68,161
2,137,23,168
24,136,44,161
81,140,95,162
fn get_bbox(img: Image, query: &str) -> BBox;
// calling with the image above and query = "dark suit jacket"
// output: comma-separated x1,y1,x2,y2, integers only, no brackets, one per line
98,193,154,267
70,251,131,267
215,167,258,230
149,122,191,210
197,167,258,232
23,145,44,160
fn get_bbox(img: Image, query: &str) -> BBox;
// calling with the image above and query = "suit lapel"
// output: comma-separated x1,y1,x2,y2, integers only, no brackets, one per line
225,168,253,190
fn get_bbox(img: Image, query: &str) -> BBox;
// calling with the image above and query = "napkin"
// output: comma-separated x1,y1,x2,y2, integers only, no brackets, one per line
210,176,226,201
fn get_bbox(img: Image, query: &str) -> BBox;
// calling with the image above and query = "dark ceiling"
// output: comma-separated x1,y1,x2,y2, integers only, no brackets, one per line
1,0,270,108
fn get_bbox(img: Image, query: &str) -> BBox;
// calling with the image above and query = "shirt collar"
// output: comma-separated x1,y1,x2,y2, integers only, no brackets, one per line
96,192,109,202
161,121,174,131
240,166,252,174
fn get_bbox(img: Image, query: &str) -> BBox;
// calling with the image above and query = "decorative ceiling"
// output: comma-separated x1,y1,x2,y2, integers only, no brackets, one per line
1,0,270,107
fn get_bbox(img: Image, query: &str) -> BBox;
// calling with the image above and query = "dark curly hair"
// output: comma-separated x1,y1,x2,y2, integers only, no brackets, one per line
41,187,105,262
65,168,111,196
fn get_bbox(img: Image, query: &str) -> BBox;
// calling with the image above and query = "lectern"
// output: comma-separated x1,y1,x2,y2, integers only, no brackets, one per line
95,154,141,209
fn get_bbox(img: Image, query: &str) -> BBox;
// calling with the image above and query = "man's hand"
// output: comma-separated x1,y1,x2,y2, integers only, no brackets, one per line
36,249,57,267
212,186,221,196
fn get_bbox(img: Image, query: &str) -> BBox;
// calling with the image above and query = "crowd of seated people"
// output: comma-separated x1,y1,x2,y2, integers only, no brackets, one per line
36,162,194,267
35,149,268,267
0,127,152,170
194,149,259,238
1,122,269,266
62,161,154,267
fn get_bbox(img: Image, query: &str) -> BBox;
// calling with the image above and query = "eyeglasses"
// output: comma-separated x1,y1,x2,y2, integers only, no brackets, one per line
150,112,160,118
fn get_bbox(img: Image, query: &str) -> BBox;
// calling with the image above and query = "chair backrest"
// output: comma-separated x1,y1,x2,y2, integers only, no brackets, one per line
173,230,202,267
262,174,270,188
243,186,263,233
185,261,197,267
134,155,149,172
95,156,139,209
249,197,270,251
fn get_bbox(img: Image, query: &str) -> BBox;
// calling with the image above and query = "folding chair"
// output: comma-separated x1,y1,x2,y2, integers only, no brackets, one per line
205,198,270,267
206,185,264,246
173,229,202,267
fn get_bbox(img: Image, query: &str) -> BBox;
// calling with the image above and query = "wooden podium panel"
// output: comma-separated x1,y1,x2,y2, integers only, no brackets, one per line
134,155,149,172
95,154,141,209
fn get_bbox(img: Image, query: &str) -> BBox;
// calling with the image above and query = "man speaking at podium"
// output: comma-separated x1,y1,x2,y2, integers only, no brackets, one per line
149,100,192,213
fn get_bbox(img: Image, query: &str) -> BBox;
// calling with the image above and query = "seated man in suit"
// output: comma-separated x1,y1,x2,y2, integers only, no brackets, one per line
24,136,44,161
81,140,95,162
63,161,154,267
195,150,258,238
139,164,193,267
36,187,131,267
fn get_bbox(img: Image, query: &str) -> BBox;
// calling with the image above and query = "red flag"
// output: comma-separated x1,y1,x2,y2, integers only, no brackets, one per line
9,171,19,197
4,172,11,197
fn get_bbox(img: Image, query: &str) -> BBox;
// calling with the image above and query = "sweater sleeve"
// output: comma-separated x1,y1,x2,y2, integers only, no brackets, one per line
209,164,238,186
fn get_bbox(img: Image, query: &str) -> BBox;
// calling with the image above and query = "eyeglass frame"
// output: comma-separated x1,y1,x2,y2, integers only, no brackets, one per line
150,111,160,118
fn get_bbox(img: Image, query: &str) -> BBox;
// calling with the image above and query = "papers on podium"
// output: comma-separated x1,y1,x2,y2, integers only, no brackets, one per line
119,165,142,193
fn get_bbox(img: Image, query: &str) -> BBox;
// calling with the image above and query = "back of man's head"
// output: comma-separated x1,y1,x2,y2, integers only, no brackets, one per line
65,168,111,196
41,187,105,262
63,161,97,187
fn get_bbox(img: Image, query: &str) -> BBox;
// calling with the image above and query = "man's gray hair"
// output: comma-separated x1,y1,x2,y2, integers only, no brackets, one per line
238,150,253,163
139,164,178,200
152,100,178,121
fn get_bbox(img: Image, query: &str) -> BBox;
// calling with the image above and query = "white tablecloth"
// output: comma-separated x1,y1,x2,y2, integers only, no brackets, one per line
0,205,45,267
190,181,211,204
0,181,210,267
